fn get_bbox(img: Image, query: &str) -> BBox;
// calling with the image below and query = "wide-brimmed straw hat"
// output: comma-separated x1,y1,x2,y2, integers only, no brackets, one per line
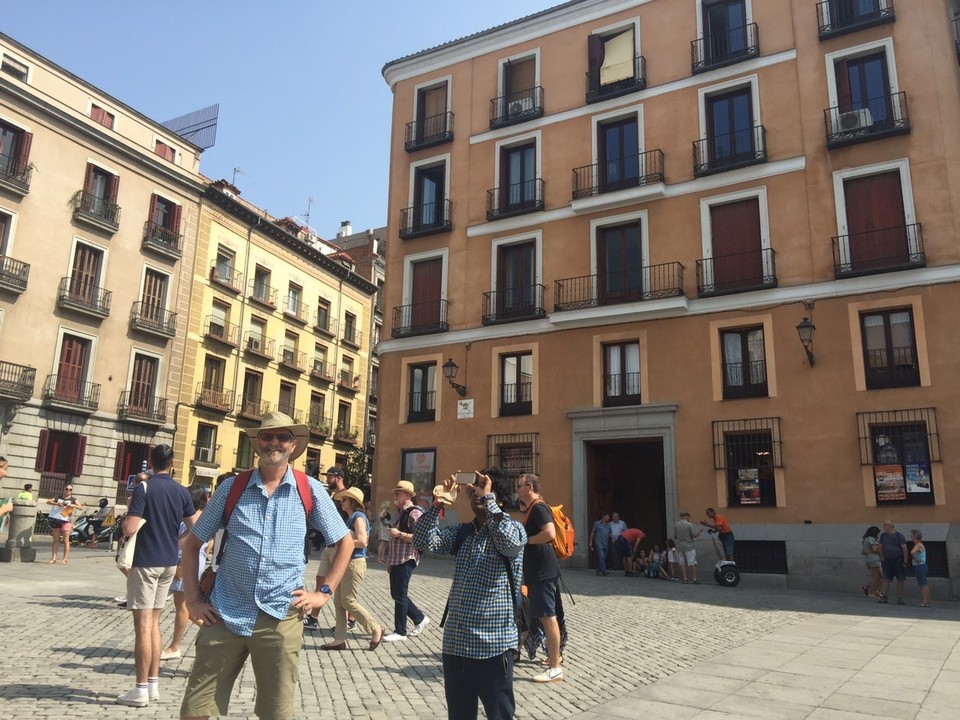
244,411,309,461
392,480,416,497
334,486,365,509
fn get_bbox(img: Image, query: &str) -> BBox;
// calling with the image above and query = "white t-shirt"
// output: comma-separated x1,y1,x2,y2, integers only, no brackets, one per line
608,519,627,540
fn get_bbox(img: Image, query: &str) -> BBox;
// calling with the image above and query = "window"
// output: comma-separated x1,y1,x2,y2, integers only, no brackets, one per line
90,104,115,130
861,309,919,389
410,81,452,148
35,430,85,475
706,87,755,169
278,382,296,417
0,121,33,183
721,327,767,398
413,164,445,230
53,333,92,403
252,266,273,306
823,0,892,35
599,116,640,193
587,25,641,100
139,268,169,325
68,242,104,304
214,246,235,284
208,301,230,339
486,433,540,510
203,355,225,391
497,142,538,214
861,410,938,506
0,210,10,255
344,312,359,345
496,241,537,319
237,433,256,469
499,353,533,416
282,331,299,362
286,284,303,319
241,371,264,416
838,171,918,275
1,55,28,82
113,441,150,483
397,255,445,336
702,196,771,295
128,353,159,411
316,298,332,332
147,194,181,243
408,363,436,423
80,163,119,220
309,392,327,428
337,402,353,433
713,417,782,507
154,140,175,161
597,221,643,303
603,342,640,406
500,56,537,120
249,317,267,353
195,424,218,464
696,0,758,72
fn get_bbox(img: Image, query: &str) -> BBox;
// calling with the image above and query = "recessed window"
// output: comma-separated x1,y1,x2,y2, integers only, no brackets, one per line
54,334,93,403
90,104,115,130
154,140,175,162
864,415,936,506
500,352,533,417
486,432,539,510
721,326,767,399
1,55,28,82
587,25,643,101
67,242,105,305
603,342,640,407
860,309,919,390
713,417,782,507
195,424,218,464
407,363,436,423
278,382,296,417
0,120,33,187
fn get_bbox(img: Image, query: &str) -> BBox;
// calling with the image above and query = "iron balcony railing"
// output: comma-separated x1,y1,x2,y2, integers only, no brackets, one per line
696,248,778,297
554,263,684,311
499,382,532,417
203,316,240,346
392,299,449,338
691,22,759,74
0,254,30,293
314,311,337,336
243,332,275,359
0,360,35,401
129,301,176,337
194,382,234,413
308,409,332,437
824,91,910,148
490,86,544,129
407,391,436,423
333,424,360,444
602,372,641,407
283,298,309,324
693,125,767,177
210,264,243,293
399,198,452,239
586,55,646,103
864,346,920,390
117,391,167,423
721,360,769,399
0,152,32,192
57,276,111,317
72,190,121,229
482,284,546,325
310,359,335,382
238,397,270,420
404,111,454,152
486,178,544,221
816,0,895,40
342,324,362,347
832,223,925,278
572,149,664,200
142,220,182,258
42,374,100,411
338,370,361,391
248,280,277,308
278,348,307,372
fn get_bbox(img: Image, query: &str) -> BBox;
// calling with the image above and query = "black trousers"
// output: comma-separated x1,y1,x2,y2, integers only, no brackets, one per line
442,651,515,720
388,559,425,635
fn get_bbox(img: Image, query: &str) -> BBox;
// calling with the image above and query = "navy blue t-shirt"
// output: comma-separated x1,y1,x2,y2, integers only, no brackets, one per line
128,474,195,567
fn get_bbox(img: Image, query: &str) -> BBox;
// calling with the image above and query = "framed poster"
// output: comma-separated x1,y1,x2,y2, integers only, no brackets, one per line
875,464,906,502
736,468,760,505
401,448,437,504
905,463,931,494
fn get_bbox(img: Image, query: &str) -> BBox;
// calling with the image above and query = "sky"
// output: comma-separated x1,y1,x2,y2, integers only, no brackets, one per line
2,0,558,238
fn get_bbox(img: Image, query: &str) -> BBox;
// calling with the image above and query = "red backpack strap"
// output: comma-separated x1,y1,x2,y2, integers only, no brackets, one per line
223,470,253,525
292,469,313,516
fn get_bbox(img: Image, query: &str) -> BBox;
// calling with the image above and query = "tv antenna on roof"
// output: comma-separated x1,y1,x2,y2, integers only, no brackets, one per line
303,196,314,227
232,166,248,185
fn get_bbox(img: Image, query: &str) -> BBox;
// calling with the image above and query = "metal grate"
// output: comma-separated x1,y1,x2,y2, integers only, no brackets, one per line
856,408,940,465
712,418,782,469
735,540,788,574
487,433,539,510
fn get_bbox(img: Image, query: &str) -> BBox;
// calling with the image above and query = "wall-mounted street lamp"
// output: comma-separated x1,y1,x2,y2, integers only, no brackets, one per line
442,358,468,397
796,317,816,367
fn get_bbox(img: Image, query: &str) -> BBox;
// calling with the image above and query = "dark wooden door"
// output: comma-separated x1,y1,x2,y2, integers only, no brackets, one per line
410,258,442,329
142,269,167,324
57,336,88,401
710,198,762,291
130,355,157,410
844,172,908,269
597,222,643,303
70,244,101,302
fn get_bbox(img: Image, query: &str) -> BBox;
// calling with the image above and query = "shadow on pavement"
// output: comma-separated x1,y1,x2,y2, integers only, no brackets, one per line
0,682,104,704
30,594,114,609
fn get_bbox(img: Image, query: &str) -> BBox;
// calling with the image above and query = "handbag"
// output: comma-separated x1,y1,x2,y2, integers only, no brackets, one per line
115,482,147,571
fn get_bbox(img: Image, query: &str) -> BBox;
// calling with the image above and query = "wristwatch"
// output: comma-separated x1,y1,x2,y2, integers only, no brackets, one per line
319,584,333,597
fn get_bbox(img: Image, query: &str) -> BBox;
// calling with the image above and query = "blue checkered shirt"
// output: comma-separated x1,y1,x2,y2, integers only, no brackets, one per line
190,467,348,637
413,498,526,659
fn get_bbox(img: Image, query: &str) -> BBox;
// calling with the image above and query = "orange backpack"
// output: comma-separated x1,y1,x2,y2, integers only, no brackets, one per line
524,500,576,560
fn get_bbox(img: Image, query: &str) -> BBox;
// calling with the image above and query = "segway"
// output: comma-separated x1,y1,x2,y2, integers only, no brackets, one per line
708,529,740,587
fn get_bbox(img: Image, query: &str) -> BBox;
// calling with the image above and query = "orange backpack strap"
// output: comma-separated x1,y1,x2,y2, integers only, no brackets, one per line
522,498,547,526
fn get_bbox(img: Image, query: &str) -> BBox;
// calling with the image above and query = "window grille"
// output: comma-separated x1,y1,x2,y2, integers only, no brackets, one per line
712,417,782,469
856,408,939,465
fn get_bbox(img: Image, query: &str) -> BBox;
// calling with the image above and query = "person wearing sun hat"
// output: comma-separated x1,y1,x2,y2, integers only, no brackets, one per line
303,465,352,631
179,411,353,719
382,480,430,642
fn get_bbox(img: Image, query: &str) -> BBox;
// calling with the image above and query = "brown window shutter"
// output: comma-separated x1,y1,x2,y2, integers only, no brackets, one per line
16,131,32,168
83,163,95,194
107,173,119,203
587,34,604,94
170,203,182,233
113,441,126,481
35,429,49,473
148,193,159,226
835,60,852,112
72,435,87,476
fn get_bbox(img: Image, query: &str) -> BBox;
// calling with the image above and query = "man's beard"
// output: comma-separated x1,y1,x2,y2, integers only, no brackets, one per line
260,448,291,467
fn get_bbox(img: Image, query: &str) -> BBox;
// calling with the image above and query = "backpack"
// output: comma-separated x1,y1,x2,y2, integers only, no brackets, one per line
524,500,576,560
395,503,426,533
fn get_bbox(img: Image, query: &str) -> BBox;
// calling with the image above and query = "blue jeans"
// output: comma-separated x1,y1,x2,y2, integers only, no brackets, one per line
595,542,608,573
442,651,515,720
388,559,425,635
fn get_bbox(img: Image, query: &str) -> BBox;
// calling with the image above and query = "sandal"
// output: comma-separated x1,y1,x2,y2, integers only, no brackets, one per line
48,559,57,564
320,641,347,651
59,560,68,565
368,626,386,652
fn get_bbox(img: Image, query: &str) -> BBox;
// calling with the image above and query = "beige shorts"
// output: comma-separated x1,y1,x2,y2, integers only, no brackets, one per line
680,549,698,567
316,545,336,576
127,566,176,610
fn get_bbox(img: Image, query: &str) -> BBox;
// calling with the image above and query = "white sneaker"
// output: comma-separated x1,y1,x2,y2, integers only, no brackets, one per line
113,595,126,603
382,632,407,643
116,687,149,707
409,616,431,637
532,667,564,683
148,684,160,702
159,649,180,660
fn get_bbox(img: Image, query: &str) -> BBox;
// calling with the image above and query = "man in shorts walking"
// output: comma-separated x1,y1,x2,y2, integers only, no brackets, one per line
673,510,703,584
117,445,197,707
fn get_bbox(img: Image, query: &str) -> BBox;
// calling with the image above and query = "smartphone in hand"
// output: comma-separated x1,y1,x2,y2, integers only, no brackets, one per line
454,471,475,485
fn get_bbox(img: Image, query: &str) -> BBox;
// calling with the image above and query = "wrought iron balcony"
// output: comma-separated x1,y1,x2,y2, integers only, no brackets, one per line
824,91,910,149
554,263,685,311
72,190,121,233
314,311,337,337
407,391,435,423
338,370,361,392
369,381,378,403
482,284,546,325
129,301,176,338
499,382,532,417
486,178,545,221
57,276,111,318
490,86,544,129
278,347,306,373
333,424,360,444
721,361,769,399
399,199,452,239
194,382,234,413
696,248,777,297
0,360,35,401
602,372,641,407
572,149,664,200
248,280,277,308
816,0,895,40
192,443,220,466
243,332,275,360
117,391,167,424
693,125,766,177
238,396,270,421
865,346,920,390
308,409,332,438
203,316,240,347
342,324,362,348
142,221,182,259
310,358,335,383
42,374,100,412
0,152,32,195
283,298,309,324
691,22,759,74
832,223,925,278
209,264,243,293
0,255,30,294
392,299,449,338
404,111,454,152
586,55,646,103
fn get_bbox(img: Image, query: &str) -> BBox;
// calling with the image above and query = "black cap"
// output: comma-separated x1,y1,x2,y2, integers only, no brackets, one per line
324,467,344,478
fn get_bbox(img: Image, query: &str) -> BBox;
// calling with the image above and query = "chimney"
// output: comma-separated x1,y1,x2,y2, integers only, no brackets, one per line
337,220,352,238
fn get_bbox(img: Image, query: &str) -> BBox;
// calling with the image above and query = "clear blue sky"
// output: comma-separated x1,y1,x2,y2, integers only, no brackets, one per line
2,0,556,237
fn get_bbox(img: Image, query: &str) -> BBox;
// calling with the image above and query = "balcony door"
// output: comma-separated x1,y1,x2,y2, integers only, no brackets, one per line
710,198,763,290
836,52,891,124
410,257,442,330
597,222,643,303
704,0,747,60
503,57,535,104
497,242,536,318
414,165,444,230
707,87,754,166
57,335,89,401
599,116,639,191
501,142,536,211
70,244,102,302
831,0,882,29
130,354,158,411
844,172,908,269
416,84,447,142
141,269,167,324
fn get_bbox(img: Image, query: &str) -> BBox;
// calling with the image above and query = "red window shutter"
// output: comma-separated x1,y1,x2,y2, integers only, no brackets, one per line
113,441,126,482
91,106,103,124
83,163,95,194
170,203,182,233
148,193,158,225
72,435,87,476
835,60,851,113
16,131,32,168
107,173,119,202
35,429,49,473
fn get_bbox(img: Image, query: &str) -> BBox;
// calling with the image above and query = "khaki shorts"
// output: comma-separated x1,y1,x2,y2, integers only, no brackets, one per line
180,608,302,720
127,566,176,610
316,545,336,576
679,549,698,567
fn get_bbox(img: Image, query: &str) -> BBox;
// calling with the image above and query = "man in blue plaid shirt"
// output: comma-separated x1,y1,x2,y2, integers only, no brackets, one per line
413,468,526,720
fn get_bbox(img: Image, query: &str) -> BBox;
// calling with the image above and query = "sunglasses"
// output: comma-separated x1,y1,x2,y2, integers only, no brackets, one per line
65,487,73,491
259,432,295,443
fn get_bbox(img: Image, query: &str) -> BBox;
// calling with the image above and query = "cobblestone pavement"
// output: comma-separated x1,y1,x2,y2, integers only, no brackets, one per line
0,543,953,718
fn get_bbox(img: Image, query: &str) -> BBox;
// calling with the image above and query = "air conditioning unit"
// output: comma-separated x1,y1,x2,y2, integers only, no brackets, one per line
197,446,214,463
836,108,873,133
508,97,533,116
247,337,261,352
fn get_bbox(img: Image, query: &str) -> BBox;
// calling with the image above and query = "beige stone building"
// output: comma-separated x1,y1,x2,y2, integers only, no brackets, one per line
378,0,960,593
0,33,203,504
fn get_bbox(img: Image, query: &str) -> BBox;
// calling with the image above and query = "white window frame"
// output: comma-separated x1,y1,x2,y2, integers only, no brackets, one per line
401,247,449,306
68,236,109,281
490,230,543,293
53,326,98,382
591,104,645,166
406,153,451,208
85,157,121,179
496,48,541,98
696,0,754,38
125,348,164,396
824,37,899,129
698,186,771,287
590,209,651,300
86,101,117,131
0,204,19,255
1,53,31,84
697,74,761,143
492,130,541,214
138,264,172,311
411,75,452,122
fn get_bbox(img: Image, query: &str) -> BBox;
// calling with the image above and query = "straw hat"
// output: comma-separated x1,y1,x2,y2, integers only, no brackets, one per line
334,486,365,509
243,411,309,461
392,480,416,497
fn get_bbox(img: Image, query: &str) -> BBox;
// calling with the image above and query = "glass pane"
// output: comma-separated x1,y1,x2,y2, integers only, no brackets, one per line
624,343,640,374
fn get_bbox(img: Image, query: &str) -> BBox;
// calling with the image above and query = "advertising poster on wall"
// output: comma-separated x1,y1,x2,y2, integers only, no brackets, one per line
401,448,436,504
875,464,906,501
905,464,932,494
737,468,760,504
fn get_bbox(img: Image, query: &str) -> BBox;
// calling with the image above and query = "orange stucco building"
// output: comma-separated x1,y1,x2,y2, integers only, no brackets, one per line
377,0,960,595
